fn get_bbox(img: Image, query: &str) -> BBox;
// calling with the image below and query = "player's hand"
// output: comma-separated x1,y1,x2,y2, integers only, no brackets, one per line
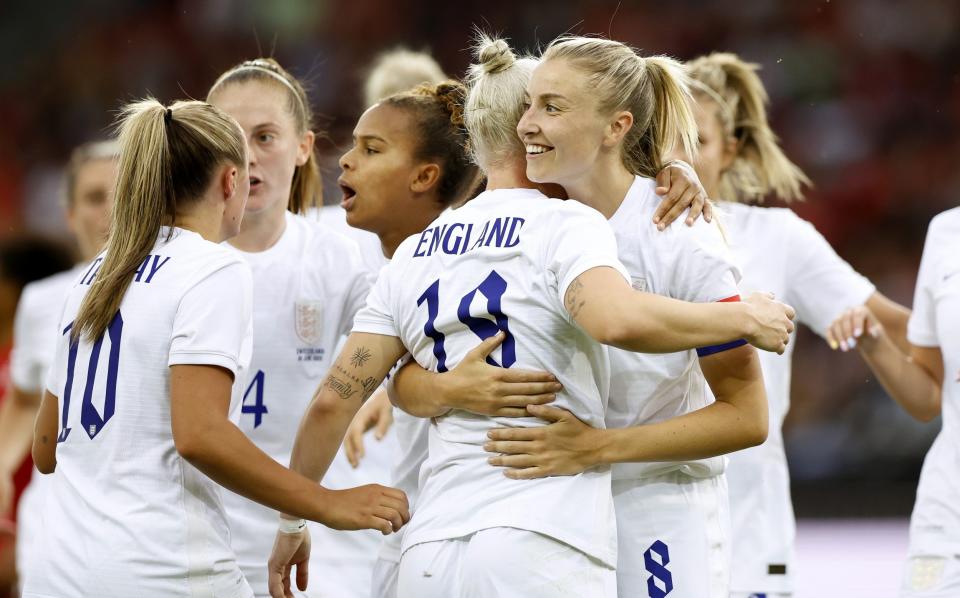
319,485,410,535
345,389,393,468
743,292,796,354
441,332,562,417
267,525,311,598
827,305,883,352
653,160,713,230
484,405,602,478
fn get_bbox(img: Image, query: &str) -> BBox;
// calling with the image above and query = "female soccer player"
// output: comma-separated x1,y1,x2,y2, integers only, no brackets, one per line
266,50,795,598
24,99,407,598
397,36,772,598
207,58,396,598
826,210,954,597
679,53,908,598
1,140,117,593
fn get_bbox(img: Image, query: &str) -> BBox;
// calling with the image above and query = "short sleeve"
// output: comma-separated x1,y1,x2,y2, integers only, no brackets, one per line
783,213,876,338
10,286,49,393
339,247,375,338
168,261,253,378
668,220,742,304
352,262,399,337
544,204,631,305
907,219,942,347
44,320,71,397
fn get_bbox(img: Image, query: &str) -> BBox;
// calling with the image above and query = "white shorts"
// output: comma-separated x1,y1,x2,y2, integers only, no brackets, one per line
900,555,960,597
397,527,616,598
371,557,399,598
613,472,730,598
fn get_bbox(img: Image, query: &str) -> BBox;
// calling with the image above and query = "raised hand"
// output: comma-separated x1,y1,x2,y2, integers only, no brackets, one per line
827,305,882,352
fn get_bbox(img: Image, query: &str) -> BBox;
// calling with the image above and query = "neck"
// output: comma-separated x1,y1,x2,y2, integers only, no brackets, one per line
564,154,634,219
485,158,537,191
174,203,224,243
378,197,445,258
229,202,288,252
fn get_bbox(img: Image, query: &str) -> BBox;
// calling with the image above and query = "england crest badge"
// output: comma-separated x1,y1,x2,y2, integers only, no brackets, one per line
294,300,323,345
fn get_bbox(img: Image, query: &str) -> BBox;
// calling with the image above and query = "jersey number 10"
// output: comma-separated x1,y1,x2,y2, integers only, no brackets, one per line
416,269,515,372
58,312,123,443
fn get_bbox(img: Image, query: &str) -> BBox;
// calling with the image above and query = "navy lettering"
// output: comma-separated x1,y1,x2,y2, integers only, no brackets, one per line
505,218,525,247
132,256,150,282
145,255,171,283
414,230,430,257
442,223,466,254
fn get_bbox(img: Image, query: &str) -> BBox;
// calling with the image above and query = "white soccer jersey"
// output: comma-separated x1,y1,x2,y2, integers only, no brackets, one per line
904,207,960,559
317,204,388,273
721,202,875,594
23,228,255,598
353,188,629,568
606,176,743,480
9,265,85,590
222,211,396,598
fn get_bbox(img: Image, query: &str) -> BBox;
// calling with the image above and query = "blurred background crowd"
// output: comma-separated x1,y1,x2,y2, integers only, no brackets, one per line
2,0,958,520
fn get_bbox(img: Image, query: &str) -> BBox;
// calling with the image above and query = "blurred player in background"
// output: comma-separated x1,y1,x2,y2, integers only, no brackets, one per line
206,58,394,598
679,52,909,598
0,139,117,595
0,235,74,596
25,99,407,598
826,213,955,596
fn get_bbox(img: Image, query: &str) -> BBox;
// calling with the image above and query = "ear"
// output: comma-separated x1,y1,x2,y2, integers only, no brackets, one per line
720,135,738,172
410,163,441,194
295,130,316,167
221,165,239,203
603,110,634,148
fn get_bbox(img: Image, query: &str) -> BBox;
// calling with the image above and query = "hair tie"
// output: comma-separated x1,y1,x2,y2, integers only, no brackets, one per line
164,107,173,125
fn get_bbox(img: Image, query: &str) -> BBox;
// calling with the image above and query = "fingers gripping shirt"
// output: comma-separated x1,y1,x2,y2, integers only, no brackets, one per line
353,188,630,568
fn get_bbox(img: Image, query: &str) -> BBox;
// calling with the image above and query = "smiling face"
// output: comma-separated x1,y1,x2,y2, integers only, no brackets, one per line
516,58,614,191
208,80,311,218
337,103,425,235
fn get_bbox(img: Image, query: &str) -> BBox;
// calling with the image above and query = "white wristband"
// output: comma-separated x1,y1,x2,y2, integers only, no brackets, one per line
278,517,307,534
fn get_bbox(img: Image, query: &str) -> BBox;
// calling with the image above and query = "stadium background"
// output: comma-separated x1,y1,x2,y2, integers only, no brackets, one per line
2,0,958,594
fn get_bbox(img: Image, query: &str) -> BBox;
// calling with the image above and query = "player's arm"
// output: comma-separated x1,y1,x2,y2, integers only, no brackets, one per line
31,390,59,474
827,305,942,422
170,356,408,532
389,333,561,418
567,267,795,354
485,345,767,478
652,159,714,229
287,332,406,493
0,386,42,508
864,292,911,353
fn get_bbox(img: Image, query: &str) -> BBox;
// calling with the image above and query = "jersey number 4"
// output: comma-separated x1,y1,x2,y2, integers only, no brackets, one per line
416,269,515,372
58,312,123,443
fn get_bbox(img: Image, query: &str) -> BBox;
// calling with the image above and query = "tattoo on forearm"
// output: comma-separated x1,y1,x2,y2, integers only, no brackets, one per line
565,279,587,319
323,359,381,403
350,347,372,368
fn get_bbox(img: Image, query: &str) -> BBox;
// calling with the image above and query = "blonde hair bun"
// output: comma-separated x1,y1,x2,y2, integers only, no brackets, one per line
478,37,516,74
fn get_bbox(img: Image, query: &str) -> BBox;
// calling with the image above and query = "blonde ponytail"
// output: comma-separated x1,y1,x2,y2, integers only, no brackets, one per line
543,37,698,178
73,98,246,342
688,52,810,203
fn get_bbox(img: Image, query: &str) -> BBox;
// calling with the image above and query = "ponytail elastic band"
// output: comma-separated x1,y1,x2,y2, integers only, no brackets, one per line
164,108,173,125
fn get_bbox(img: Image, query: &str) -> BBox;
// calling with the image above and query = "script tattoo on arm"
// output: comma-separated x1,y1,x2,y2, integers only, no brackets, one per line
324,363,381,403
564,278,587,319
